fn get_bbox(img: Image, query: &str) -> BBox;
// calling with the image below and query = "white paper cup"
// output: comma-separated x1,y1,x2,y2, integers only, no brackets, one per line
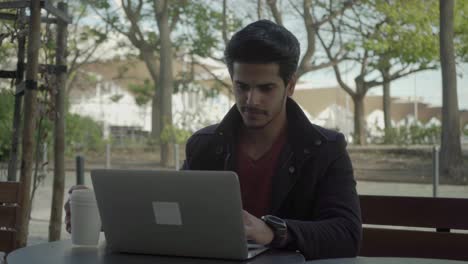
70,189,101,246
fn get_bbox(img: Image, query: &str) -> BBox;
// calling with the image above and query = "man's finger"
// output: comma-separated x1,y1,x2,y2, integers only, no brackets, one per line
244,225,253,240
242,210,253,225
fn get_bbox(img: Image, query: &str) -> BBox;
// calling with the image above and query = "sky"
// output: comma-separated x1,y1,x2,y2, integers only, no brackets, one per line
301,63,468,110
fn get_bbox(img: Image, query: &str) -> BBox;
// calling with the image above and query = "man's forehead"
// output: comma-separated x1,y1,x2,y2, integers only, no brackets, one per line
232,62,281,77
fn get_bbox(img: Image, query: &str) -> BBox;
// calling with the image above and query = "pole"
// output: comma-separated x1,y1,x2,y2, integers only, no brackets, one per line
76,155,84,185
18,0,42,247
106,143,111,169
414,75,418,123
49,2,68,242
432,145,439,197
174,143,179,170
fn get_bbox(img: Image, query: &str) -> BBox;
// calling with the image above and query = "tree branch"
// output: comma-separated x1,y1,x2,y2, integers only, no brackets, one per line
316,30,355,96
390,65,437,81
194,61,232,91
88,3,139,46
298,0,316,75
288,0,303,16
257,0,263,19
222,0,228,45
313,0,357,28
169,0,187,33
122,0,146,46
266,0,283,25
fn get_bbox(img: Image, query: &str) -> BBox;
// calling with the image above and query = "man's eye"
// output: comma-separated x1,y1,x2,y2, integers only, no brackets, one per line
236,84,249,91
259,86,272,93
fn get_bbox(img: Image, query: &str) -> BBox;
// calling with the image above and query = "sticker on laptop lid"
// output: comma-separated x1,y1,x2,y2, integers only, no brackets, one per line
152,201,183,226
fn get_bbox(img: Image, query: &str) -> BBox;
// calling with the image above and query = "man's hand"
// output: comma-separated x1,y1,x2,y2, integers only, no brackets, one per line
243,210,274,245
64,185,89,234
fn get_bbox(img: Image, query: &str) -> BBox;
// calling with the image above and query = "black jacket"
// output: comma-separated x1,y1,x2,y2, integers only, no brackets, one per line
182,98,362,260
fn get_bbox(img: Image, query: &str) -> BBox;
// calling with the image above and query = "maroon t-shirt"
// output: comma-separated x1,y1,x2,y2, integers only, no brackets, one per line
235,130,287,218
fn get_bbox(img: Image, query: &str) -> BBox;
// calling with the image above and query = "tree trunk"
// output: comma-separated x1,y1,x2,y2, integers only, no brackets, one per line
257,0,263,19
7,8,26,182
352,76,367,145
49,2,68,242
151,91,161,141
381,69,392,143
18,0,42,247
352,95,366,145
140,50,161,141
439,0,463,180
156,1,174,167
383,81,391,128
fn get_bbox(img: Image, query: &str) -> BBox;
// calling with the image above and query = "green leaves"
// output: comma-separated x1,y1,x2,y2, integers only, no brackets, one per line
365,0,439,65
128,79,154,106
109,94,124,103
160,124,191,144
0,89,14,160
65,113,106,153
177,1,241,57
455,0,468,62
340,0,440,81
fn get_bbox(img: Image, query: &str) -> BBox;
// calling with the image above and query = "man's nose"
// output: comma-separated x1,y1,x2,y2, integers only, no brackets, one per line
246,88,260,105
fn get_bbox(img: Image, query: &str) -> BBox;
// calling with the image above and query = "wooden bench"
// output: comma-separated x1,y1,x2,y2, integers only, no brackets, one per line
0,181,21,262
359,195,468,260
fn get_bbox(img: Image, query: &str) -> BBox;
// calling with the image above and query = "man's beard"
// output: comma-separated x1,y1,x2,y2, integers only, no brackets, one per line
241,92,287,130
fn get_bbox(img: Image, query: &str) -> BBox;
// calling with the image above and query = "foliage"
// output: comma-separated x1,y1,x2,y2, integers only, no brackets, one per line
454,0,468,62
0,90,105,159
65,113,106,154
370,124,441,145
109,94,124,103
160,124,192,145
0,89,14,160
347,0,439,72
0,12,20,67
128,79,154,106
372,0,439,64
177,1,242,58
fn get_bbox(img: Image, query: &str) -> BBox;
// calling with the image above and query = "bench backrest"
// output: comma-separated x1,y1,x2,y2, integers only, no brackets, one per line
0,181,21,254
359,195,468,260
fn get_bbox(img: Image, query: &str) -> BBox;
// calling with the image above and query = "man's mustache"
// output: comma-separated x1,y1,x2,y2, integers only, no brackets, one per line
240,106,268,115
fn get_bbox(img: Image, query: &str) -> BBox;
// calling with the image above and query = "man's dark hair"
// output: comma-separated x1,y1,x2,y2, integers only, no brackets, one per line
224,20,300,85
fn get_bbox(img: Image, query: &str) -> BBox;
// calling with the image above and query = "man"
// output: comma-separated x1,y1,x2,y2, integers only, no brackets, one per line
181,19,361,259
66,20,361,260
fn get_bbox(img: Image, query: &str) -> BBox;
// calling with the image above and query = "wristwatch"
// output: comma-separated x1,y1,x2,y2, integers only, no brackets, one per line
261,215,288,248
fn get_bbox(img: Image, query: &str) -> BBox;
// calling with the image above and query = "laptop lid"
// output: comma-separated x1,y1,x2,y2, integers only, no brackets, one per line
91,169,261,260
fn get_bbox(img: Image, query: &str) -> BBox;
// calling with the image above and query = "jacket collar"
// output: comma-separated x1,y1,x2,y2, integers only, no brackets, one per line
215,97,327,160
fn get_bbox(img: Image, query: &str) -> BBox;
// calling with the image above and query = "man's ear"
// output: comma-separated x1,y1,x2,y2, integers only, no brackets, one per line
286,74,297,97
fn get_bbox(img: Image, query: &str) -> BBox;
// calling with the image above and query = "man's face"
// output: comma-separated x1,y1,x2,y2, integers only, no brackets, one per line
232,62,295,130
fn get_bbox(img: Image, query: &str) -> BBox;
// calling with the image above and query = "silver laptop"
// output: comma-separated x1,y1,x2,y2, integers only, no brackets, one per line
91,169,268,260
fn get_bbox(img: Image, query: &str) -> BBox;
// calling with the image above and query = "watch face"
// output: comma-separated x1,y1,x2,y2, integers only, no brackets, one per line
267,215,284,226
264,215,287,229
263,215,288,247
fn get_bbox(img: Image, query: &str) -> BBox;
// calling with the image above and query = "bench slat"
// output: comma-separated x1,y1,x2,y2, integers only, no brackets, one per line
0,182,20,204
0,206,17,228
360,195,468,230
0,229,17,253
361,227,468,261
